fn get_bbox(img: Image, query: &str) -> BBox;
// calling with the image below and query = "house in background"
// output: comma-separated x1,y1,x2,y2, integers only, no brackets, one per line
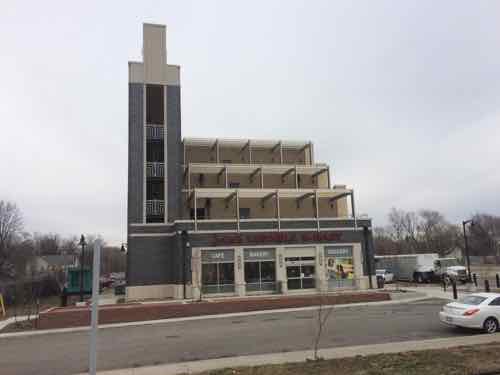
25,254,79,276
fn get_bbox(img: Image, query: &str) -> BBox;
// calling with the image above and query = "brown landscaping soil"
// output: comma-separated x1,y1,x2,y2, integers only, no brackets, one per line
192,343,500,375
34,292,389,330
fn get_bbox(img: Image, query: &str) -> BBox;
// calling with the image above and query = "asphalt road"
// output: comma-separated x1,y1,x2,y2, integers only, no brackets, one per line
0,298,477,375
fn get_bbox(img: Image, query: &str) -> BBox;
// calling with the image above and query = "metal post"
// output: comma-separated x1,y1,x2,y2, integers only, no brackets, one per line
89,241,101,375
452,279,457,300
363,226,373,289
294,166,298,189
496,274,500,289
462,221,472,279
276,190,280,231
314,190,319,232
350,191,357,229
485,279,490,293
473,273,478,287
215,140,219,163
236,190,240,232
194,190,198,231
79,235,86,302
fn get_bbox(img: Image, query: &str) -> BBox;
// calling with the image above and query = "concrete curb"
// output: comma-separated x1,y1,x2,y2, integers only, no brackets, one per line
0,315,38,331
0,294,431,339
75,333,500,375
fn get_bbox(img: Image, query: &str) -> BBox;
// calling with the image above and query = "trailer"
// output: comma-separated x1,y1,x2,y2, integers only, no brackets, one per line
374,253,468,283
374,254,437,283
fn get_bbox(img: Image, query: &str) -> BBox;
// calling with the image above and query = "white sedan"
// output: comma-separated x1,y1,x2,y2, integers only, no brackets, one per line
439,293,500,333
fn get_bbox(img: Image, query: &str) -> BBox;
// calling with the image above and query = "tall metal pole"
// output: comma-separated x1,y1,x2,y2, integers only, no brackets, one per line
89,241,101,375
462,221,472,279
363,226,373,289
79,235,86,302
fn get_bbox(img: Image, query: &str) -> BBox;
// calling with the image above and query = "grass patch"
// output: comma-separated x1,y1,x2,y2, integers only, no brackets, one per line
192,343,500,375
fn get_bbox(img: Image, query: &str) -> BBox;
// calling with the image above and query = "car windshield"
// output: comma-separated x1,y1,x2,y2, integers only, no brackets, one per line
458,295,487,305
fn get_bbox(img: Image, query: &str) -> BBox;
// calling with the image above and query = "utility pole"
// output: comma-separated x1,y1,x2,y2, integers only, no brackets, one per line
462,220,473,280
89,240,101,375
79,235,87,302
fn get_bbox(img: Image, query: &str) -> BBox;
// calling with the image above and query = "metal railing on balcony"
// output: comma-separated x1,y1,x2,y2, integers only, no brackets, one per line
175,217,371,233
146,125,164,140
146,162,165,178
146,200,165,216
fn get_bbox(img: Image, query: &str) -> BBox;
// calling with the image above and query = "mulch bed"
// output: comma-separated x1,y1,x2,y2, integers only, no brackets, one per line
35,292,389,330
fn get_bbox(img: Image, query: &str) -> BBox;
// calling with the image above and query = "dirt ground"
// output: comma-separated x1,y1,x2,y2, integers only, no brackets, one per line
195,343,500,375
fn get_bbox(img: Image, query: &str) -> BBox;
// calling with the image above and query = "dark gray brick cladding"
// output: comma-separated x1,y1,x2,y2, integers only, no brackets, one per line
166,85,182,222
128,83,144,225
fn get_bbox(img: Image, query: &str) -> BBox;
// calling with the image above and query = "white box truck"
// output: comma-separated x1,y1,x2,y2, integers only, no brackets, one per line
374,253,467,283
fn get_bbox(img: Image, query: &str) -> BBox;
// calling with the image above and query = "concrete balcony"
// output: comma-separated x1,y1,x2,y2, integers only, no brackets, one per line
146,162,165,178
146,200,165,216
181,188,361,232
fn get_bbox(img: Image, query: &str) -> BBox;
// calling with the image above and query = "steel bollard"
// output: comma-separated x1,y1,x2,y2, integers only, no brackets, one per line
485,279,490,293
473,273,478,287
496,274,500,289
452,280,458,300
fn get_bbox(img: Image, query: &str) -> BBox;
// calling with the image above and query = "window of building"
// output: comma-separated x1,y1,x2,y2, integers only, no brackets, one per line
146,84,164,124
239,207,250,219
244,249,276,292
146,181,164,200
325,247,354,288
201,249,235,294
285,256,316,290
146,141,164,162
190,208,206,220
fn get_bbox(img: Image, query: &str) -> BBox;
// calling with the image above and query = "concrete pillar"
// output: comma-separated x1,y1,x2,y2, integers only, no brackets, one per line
276,246,287,294
191,248,202,300
234,247,245,296
316,245,328,292
352,243,364,290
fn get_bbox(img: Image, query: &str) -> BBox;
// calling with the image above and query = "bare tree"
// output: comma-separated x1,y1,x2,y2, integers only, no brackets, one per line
312,293,334,360
0,200,23,269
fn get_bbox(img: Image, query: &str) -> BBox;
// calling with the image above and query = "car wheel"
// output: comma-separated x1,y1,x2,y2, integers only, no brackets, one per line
483,318,498,334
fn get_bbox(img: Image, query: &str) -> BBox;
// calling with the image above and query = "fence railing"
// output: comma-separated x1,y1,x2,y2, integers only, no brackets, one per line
146,125,164,140
146,200,165,216
146,162,165,178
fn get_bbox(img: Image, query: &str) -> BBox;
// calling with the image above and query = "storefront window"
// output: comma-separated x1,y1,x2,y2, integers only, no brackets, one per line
201,249,235,294
285,256,316,290
244,248,276,292
325,247,354,288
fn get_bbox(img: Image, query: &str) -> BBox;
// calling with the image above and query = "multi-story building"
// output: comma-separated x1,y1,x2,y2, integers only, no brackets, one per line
127,23,376,300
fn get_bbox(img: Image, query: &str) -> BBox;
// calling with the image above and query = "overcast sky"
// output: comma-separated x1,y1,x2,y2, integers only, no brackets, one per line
1,1,500,245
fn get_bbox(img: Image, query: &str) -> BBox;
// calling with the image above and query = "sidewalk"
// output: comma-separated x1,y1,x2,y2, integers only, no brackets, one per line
77,333,500,375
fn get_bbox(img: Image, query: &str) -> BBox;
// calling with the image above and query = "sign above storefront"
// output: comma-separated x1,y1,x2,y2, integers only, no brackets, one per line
212,231,343,247
244,248,275,261
201,249,234,263
325,246,352,257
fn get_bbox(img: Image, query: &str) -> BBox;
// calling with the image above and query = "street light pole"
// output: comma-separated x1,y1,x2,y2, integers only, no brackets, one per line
462,220,473,280
79,234,87,302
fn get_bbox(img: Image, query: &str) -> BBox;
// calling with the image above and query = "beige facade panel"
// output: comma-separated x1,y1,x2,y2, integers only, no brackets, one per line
143,24,167,84
128,62,180,85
